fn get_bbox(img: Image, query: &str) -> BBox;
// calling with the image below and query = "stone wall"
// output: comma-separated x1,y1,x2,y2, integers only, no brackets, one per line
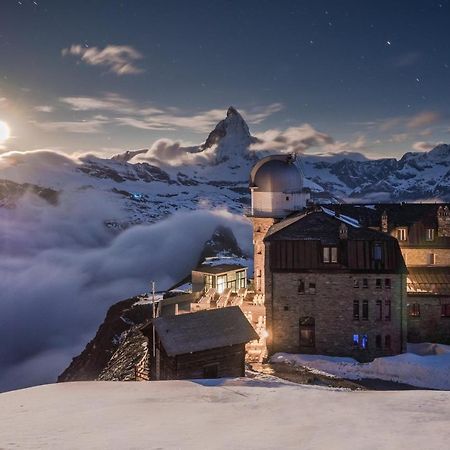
407,295,450,344
401,248,450,266
265,250,407,361
252,217,276,294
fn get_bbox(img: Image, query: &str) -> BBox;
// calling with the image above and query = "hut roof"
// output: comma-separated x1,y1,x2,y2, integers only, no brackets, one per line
142,306,258,357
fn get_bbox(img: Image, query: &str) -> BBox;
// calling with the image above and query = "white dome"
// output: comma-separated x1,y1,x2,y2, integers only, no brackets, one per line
250,155,303,193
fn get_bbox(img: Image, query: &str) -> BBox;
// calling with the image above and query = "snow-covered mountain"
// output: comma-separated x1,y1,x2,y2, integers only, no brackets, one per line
1,107,449,230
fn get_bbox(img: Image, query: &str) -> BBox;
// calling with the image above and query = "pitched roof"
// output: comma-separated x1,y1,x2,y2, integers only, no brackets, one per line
321,203,449,229
142,307,258,356
265,209,395,244
407,267,450,295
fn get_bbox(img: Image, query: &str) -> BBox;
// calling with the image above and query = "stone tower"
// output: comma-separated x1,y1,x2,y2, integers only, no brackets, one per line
437,205,450,237
247,154,309,296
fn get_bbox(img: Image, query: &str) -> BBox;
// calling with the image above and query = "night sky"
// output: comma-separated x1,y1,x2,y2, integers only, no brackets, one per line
1,0,450,158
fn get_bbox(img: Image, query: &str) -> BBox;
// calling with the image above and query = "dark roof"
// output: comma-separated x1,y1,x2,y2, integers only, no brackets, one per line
142,307,258,356
193,264,246,274
321,203,449,229
265,209,396,244
407,267,450,295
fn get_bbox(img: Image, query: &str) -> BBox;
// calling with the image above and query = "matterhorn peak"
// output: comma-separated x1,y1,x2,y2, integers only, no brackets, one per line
201,107,253,164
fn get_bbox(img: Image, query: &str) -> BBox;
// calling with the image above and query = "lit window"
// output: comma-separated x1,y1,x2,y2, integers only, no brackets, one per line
361,335,368,349
409,303,421,317
397,228,408,241
426,228,435,241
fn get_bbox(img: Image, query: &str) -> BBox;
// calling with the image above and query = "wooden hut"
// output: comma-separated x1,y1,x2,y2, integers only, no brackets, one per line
141,306,258,380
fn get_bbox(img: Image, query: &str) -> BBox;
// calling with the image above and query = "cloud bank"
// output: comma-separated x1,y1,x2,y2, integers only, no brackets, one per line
0,184,251,392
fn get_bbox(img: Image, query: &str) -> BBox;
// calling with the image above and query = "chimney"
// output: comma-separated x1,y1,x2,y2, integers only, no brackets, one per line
381,210,388,233
437,205,450,237
339,223,348,240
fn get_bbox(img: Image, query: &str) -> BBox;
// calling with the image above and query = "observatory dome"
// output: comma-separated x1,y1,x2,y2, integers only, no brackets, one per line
251,155,303,193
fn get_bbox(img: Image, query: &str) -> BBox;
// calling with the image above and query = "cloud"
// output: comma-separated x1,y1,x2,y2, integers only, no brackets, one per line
251,124,333,153
34,105,55,113
62,44,144,76
407,111,441,129
58,93,282,133
412,141,436,151
30,118,108,134
0,158,251,391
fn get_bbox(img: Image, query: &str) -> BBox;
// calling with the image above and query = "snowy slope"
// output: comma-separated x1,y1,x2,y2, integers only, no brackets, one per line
0,380,449,450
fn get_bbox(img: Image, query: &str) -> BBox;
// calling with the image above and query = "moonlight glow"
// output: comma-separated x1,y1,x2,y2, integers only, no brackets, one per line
0,121,10,142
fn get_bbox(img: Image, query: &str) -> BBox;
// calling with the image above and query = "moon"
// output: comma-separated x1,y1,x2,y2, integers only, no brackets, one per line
0,121,10,142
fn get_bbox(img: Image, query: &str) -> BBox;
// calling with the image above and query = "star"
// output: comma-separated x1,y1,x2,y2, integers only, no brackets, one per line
386,40,391,46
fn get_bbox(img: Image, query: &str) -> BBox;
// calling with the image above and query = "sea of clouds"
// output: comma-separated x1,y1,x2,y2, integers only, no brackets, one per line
0,174,251,392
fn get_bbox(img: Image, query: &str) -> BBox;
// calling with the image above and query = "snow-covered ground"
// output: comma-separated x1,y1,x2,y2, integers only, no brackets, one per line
272,343,450,390
0,379,449,449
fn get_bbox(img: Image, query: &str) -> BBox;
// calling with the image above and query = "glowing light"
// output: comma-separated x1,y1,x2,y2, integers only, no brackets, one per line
0,121,10,142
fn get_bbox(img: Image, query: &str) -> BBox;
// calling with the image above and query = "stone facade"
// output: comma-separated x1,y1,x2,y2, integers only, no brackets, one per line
400,248,450,266
251,217,277,294
407,295,450,344
437,206,450,237
265,262,407,361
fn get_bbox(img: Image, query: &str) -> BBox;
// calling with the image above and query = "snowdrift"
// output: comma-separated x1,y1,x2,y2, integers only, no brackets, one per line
272,343,450,390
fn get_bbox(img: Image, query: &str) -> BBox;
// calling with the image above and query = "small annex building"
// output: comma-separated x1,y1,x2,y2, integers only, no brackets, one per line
141,306,258,380
191,264,247,294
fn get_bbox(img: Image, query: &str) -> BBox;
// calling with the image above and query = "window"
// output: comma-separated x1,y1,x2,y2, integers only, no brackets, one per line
204,274,214,291
216,275,227,294
441,304,450,317
385,335,391,349
309,282,316,294
203,363,219,379
331,247,338,263
376,335,382,349
362,300,369,320
363,278,368,289
385,299,391,321
236,270,246,288
323,246,338,263
376,278,382,289
353,279,360,288
376,300,382,321
426,228,435,241
373,243,383,261
285,196,290,201
284,305,289,311
428,253,436,265
409,303,421,317
361,335,368,350
397,228,408,241
298,280,305,294
323,247,330,263
385,278,391,289
353,300,360,320
353,334,359,347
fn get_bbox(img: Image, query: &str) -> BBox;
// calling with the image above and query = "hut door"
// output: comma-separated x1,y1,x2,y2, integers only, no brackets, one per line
299,317,315,349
